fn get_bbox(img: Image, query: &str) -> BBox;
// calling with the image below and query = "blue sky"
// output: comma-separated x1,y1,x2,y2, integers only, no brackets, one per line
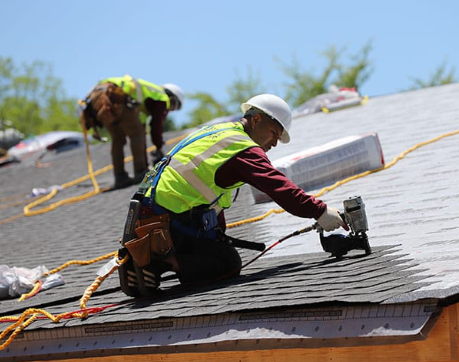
1,0,458,126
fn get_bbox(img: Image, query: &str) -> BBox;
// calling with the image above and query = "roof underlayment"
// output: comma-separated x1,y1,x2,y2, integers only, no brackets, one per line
1,83,459,360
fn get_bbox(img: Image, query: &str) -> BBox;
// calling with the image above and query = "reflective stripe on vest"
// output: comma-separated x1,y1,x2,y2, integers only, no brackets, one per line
167,134,252,213
99,75,170,123
99,75,169,104
137,79,170,107
131,77,143,104
99,75,135,97
153,122,258,214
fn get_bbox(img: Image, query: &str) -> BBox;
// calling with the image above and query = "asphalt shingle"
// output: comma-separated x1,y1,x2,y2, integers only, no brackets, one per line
1,83,459,359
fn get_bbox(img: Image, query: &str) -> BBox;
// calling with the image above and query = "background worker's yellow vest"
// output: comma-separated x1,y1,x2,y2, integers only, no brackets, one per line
100,75,170,123
151,122,258,214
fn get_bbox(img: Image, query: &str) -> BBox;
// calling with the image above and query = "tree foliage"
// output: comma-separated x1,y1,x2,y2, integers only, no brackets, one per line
225,67,265,113
183,68,264,129
0,57,79,136
335,41,373,90
185,92,230,128
280,41,374,108
163,116,177,132
408,61,456,89
2,46,457,135
184,42,375,127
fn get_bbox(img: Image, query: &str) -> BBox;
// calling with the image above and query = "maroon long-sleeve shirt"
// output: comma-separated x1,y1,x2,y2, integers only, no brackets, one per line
215,146,327,230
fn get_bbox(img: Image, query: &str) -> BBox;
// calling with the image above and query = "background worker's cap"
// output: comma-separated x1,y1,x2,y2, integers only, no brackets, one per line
241,94,292,143
161,83,184,110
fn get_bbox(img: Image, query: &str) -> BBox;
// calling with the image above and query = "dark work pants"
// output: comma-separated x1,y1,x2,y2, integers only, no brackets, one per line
105,106,147,177
171,227,242,285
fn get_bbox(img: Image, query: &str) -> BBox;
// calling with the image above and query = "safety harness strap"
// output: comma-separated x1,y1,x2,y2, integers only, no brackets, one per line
137,126,236,202
131,126,265,249
167,134,252,213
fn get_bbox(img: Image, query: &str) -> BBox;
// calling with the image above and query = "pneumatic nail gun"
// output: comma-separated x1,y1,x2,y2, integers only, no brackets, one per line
319,196,372,258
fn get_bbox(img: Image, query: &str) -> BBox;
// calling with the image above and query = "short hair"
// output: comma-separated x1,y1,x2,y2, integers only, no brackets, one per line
244,107,283,130
243,107,262,120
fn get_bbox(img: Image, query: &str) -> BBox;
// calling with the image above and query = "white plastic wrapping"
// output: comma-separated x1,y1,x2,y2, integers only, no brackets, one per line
251,132,385,204
0,265,64,299
292,85,363,118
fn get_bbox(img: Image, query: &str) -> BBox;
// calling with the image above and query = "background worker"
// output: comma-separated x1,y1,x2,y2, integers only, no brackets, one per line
120,94,347,296
80,75,184,189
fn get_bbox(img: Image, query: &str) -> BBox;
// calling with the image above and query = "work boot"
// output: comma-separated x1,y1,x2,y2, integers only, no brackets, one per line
118,249,142,297
136,264,161,296
113,172,133,190
135,259,172,296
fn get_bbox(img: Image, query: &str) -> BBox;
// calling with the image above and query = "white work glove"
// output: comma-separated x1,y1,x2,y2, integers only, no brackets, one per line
317,206,348,232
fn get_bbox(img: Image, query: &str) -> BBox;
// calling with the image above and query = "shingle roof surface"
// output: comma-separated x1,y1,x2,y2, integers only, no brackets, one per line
1,83,459,342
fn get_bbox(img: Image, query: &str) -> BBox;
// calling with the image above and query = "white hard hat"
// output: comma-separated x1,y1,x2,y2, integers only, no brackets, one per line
161,83,184,110
241,94,292,143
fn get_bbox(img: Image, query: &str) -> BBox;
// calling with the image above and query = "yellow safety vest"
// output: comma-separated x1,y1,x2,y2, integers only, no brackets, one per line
99,75,170,123
149,122,258,214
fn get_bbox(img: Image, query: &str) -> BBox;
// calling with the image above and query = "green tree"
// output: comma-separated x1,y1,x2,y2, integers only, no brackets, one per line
0,57,79,136
408,61,456,89
279,41,374,107
163,116,177,132
184,92,229,128
225,67,265,113
335,41,373,90
0,57,14,99
182,43,374,127
183,68,265,128
279,48,339,108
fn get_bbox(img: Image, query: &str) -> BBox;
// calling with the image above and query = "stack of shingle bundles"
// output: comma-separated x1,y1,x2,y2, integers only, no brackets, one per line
251,132,385,204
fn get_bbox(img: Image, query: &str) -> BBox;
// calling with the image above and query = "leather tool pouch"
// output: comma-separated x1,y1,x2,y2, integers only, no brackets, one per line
124,213,173,268
87,83,127,127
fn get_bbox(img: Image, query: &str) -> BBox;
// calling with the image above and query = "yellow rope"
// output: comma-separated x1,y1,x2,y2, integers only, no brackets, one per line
227,129,459,228
1,131,187,224
79,253,129,310
23,125,101,216
0,307,86,350
17,281,42,302
21,132,187,217
1,252,128,351
15,251,117,302
0,311,40,349
1,128,459,350
47,251,117,275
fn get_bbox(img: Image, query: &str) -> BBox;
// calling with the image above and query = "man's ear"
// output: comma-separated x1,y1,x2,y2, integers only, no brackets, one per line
251,113,263,127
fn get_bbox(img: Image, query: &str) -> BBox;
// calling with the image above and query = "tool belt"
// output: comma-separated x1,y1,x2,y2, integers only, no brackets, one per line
81,83,135,134
123,213,173,268
170,208,266,251
169,207,220,239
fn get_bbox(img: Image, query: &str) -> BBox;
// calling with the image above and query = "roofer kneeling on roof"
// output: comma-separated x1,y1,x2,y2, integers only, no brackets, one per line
79,75,184,189
118,94,348,297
